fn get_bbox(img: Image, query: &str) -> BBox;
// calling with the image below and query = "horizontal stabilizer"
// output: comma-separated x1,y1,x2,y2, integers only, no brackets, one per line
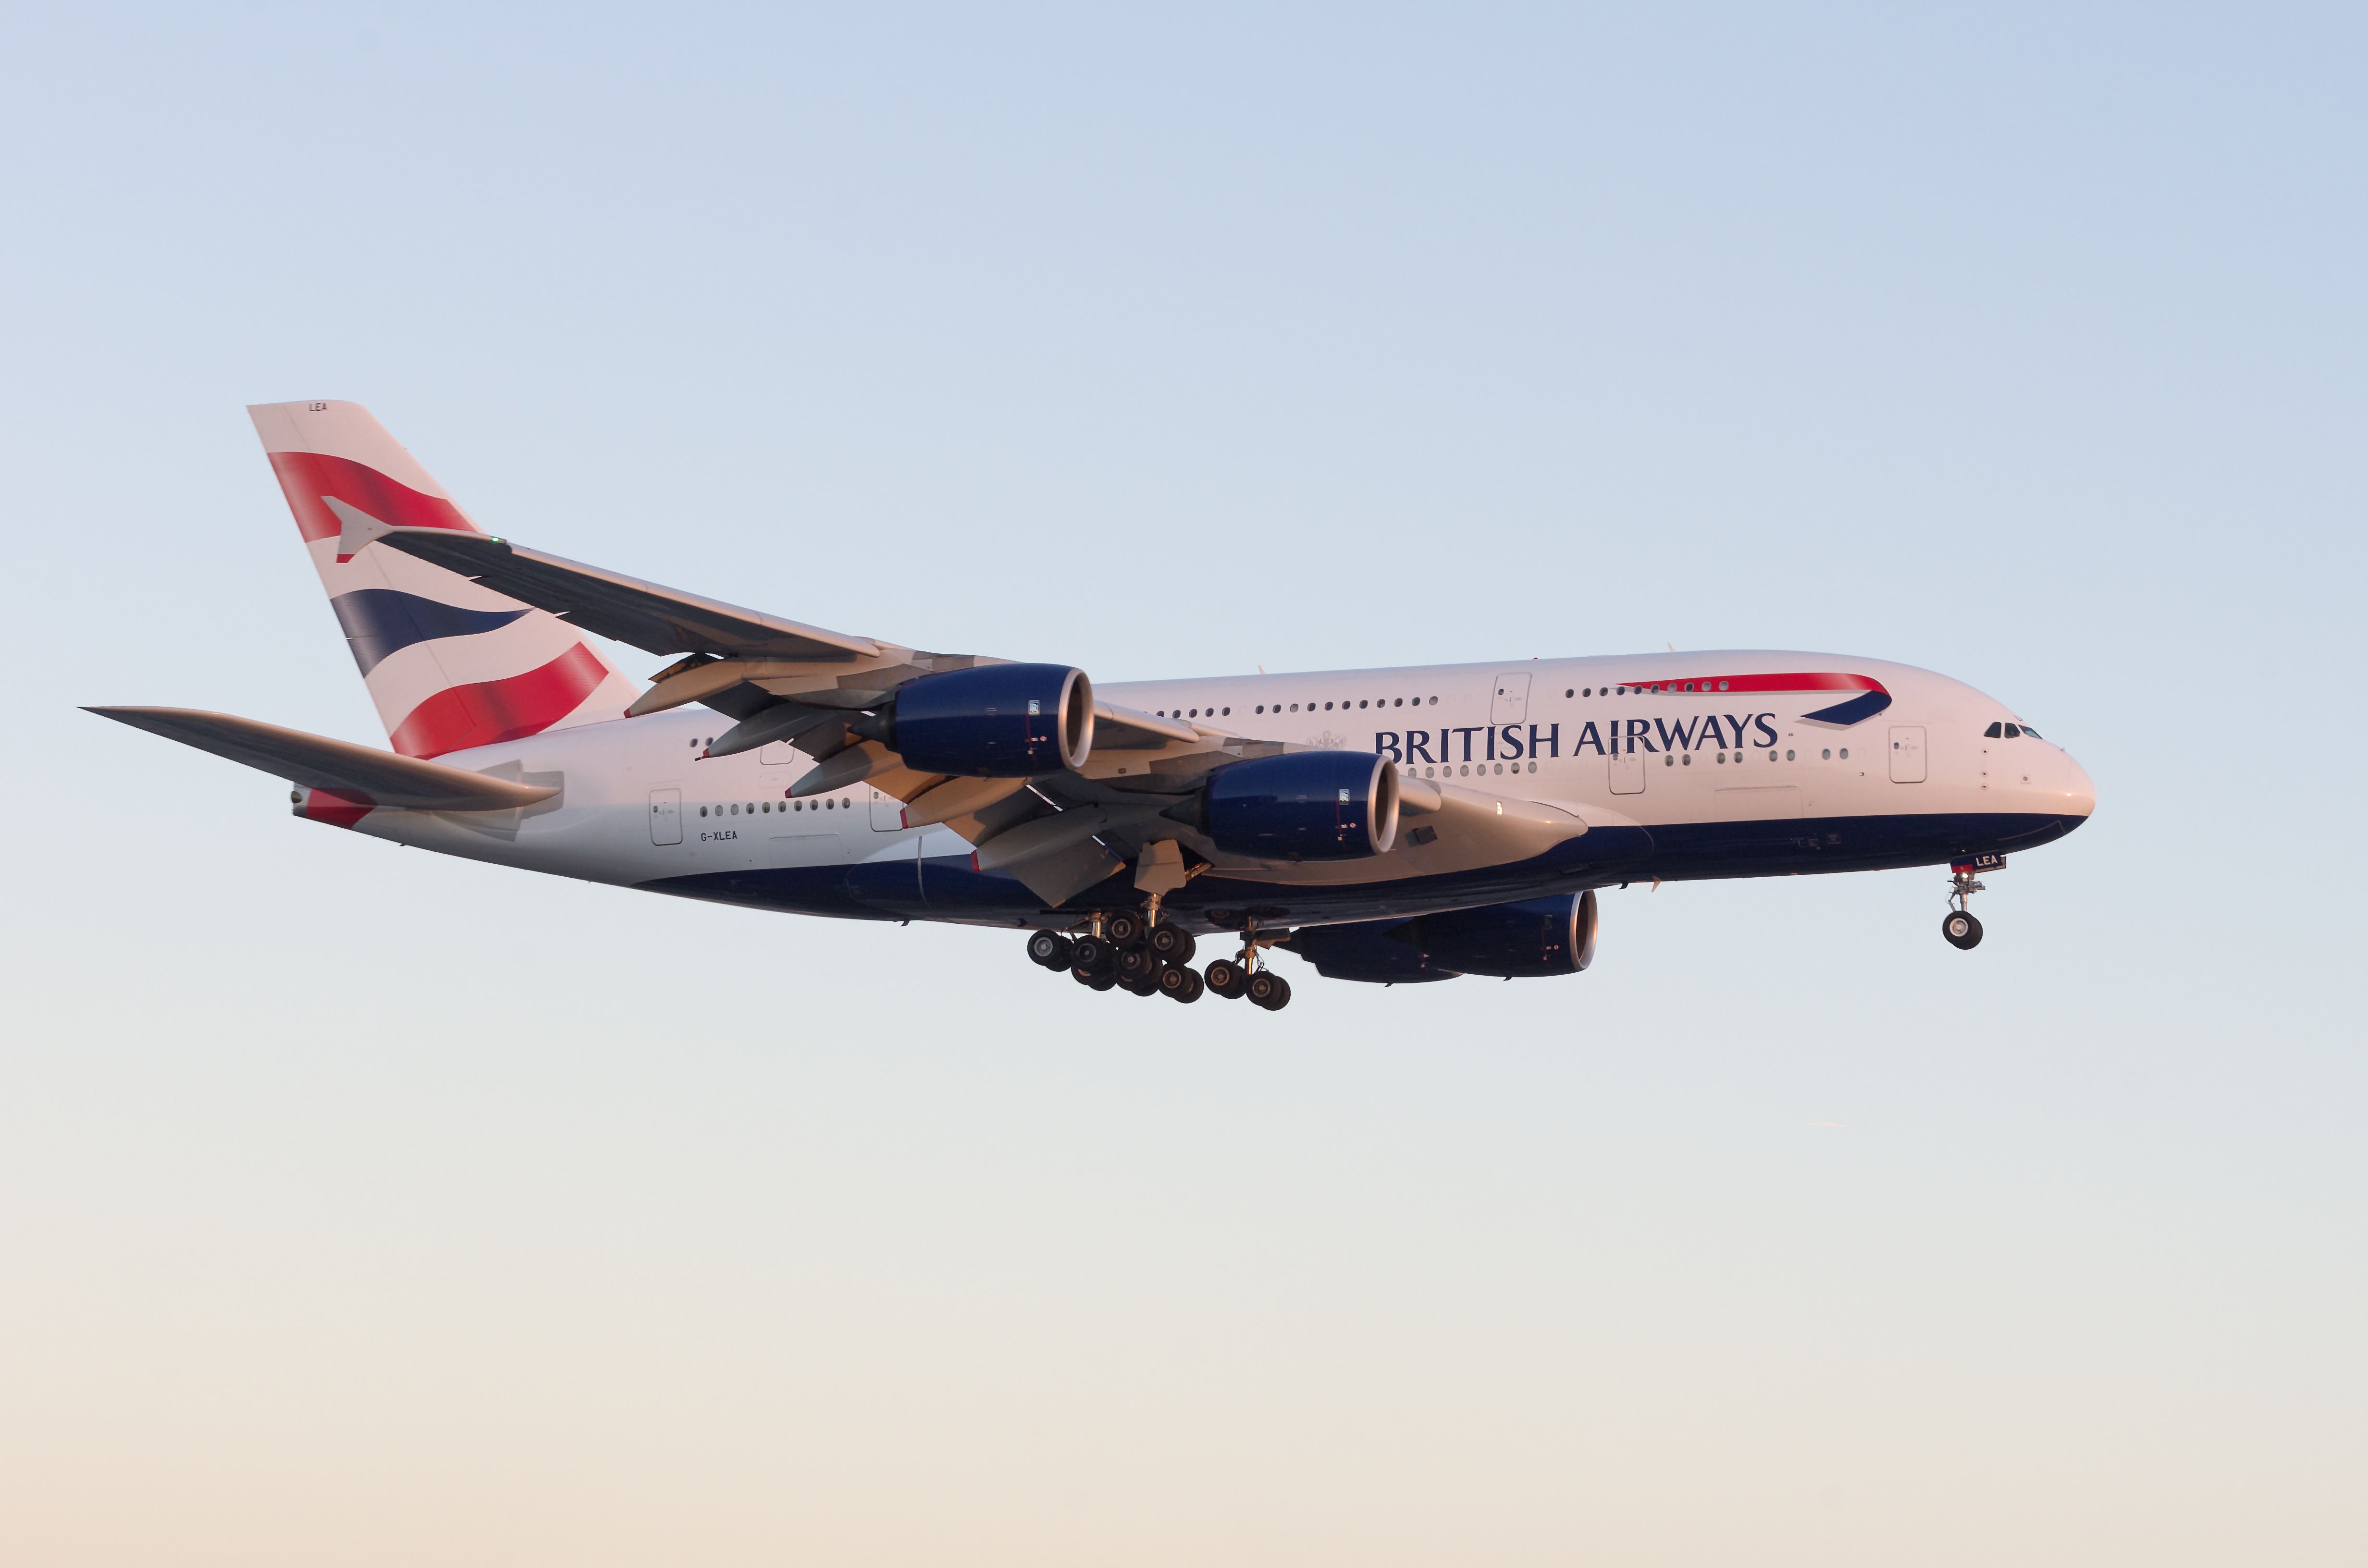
85,707,559,811
370,528,879,662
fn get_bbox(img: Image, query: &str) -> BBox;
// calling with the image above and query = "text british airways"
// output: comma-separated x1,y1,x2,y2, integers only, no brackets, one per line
1374,712,1781,763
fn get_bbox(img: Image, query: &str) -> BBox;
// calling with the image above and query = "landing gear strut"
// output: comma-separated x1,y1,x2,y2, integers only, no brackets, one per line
1201,918,1290,1009
1943,861,1986,950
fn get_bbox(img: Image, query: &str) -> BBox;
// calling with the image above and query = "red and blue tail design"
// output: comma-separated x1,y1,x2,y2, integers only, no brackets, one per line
249,401,639,758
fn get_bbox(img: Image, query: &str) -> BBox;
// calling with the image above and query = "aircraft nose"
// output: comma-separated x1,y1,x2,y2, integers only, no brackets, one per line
2062,753,2097,820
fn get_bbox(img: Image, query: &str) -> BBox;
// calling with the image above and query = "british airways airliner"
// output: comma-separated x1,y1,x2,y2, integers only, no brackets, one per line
94,402,2097,1010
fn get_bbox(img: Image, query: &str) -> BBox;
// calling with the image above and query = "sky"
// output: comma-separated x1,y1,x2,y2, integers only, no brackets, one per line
1,4,2362,1564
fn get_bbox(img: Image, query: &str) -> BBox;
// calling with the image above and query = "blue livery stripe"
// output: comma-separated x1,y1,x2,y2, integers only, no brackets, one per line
1800,689,1892,726
330,589,529,674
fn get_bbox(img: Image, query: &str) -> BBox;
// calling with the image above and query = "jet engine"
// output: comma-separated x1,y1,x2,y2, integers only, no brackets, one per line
1175,751,1401,861
1285,890,1599,982
867,663,1094,777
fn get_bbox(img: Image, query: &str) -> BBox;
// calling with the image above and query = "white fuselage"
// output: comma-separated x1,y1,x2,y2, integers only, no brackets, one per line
325,650,2095,933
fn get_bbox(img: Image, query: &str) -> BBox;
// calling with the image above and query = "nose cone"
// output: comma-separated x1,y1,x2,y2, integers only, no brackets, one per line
2060,752,2097,823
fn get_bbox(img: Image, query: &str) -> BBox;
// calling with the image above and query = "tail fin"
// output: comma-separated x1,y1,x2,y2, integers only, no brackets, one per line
249,401,639,758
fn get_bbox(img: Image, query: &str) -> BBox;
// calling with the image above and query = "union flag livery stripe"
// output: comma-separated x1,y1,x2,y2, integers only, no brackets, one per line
1615,670,1892,728
266,450,479,553
387,643,614,759
301,787,375,829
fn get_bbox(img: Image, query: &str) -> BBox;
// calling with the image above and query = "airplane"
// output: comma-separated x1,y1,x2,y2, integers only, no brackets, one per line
91,401,2097,1011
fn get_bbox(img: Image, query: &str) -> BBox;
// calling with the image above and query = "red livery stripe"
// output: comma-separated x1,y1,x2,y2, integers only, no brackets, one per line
1623,672,1887,696
388,643,612,758
302,788,374,829
267,450,478,549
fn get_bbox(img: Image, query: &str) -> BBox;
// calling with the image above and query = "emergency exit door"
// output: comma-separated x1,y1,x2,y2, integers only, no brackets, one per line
870,787,906,830
1608,740,1644,795
1491,673,1531,725
1888,726,1927,784
648,788,682,845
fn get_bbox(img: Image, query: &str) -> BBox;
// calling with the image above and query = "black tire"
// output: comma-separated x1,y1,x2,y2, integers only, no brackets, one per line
1072,965,1102,988
1158,963,1192,998
1267,975,1292,1010
1105,911,1146,946
1943,910,1984,950
1116,944,1160,983
1147,922,1197,964
1174,967,1205,1003
1089,972,1118,992
1071,935,1114,975
1246,970,1286,1010
1203,958,1246,999
1124,973,1160,997
1027,931,1073,969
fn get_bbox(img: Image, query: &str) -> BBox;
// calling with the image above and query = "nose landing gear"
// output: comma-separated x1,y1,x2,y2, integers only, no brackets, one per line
1942,859,1989,950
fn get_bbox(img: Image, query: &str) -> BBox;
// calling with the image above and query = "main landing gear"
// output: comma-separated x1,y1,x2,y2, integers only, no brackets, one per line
1942,860,1986,950
1026,915,1293,1010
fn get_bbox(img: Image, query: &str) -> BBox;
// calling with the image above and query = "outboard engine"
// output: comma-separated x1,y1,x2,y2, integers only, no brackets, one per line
1284,890,1599,983
869,663,1093,777
1175,751,1400,860
1417,890,1598,978
1285,921,1462,983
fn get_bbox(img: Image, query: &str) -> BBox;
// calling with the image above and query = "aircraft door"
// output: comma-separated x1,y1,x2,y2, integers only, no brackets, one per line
1608,738,1644,795
870,787,907,831
1889,726,1927,784
648,788,682,845
1491,673,1531,725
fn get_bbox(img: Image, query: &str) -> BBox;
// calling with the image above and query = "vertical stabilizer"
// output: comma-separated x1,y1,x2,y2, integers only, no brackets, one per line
249,401,639,758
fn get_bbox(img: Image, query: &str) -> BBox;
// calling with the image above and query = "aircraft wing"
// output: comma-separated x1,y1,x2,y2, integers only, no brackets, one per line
358,523,879,662
86,706,558,811
351,524,1365,906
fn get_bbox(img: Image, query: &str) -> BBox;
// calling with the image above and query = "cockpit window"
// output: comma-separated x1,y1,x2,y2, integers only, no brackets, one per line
2002,723,2021,738
1984,722,2002,737
2018,724,2042,738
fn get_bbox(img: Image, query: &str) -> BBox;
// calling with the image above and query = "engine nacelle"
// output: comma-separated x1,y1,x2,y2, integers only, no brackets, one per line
1418,890,1598,978
1284,890,1598,983
1200,751,1400,861
1284,921,1461,983
885,663,1093,778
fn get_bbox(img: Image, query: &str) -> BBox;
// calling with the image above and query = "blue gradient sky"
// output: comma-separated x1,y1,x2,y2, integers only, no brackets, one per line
2,5,2361,1563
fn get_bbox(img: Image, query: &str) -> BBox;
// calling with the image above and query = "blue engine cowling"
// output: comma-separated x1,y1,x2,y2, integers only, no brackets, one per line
888,663,1093,777
1285,890,1599,982
1417,890,1598,977
1284,921,1462,983
1203,751,1400,860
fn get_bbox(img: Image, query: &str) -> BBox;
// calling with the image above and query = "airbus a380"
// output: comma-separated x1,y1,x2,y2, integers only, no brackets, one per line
94,401,2098,1011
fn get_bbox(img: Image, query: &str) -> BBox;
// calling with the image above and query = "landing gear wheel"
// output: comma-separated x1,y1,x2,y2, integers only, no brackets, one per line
1073,966,1116,991
1246,971,1292,1011
1147,922,1197,964
1158,964,1204,1002
1105,911,1146,946
1123,972,1161,998
1070,935,1115,975
1202,958,1247,999
1115,945,1161,984
1943,910,1983,950
1027,931,1074,970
